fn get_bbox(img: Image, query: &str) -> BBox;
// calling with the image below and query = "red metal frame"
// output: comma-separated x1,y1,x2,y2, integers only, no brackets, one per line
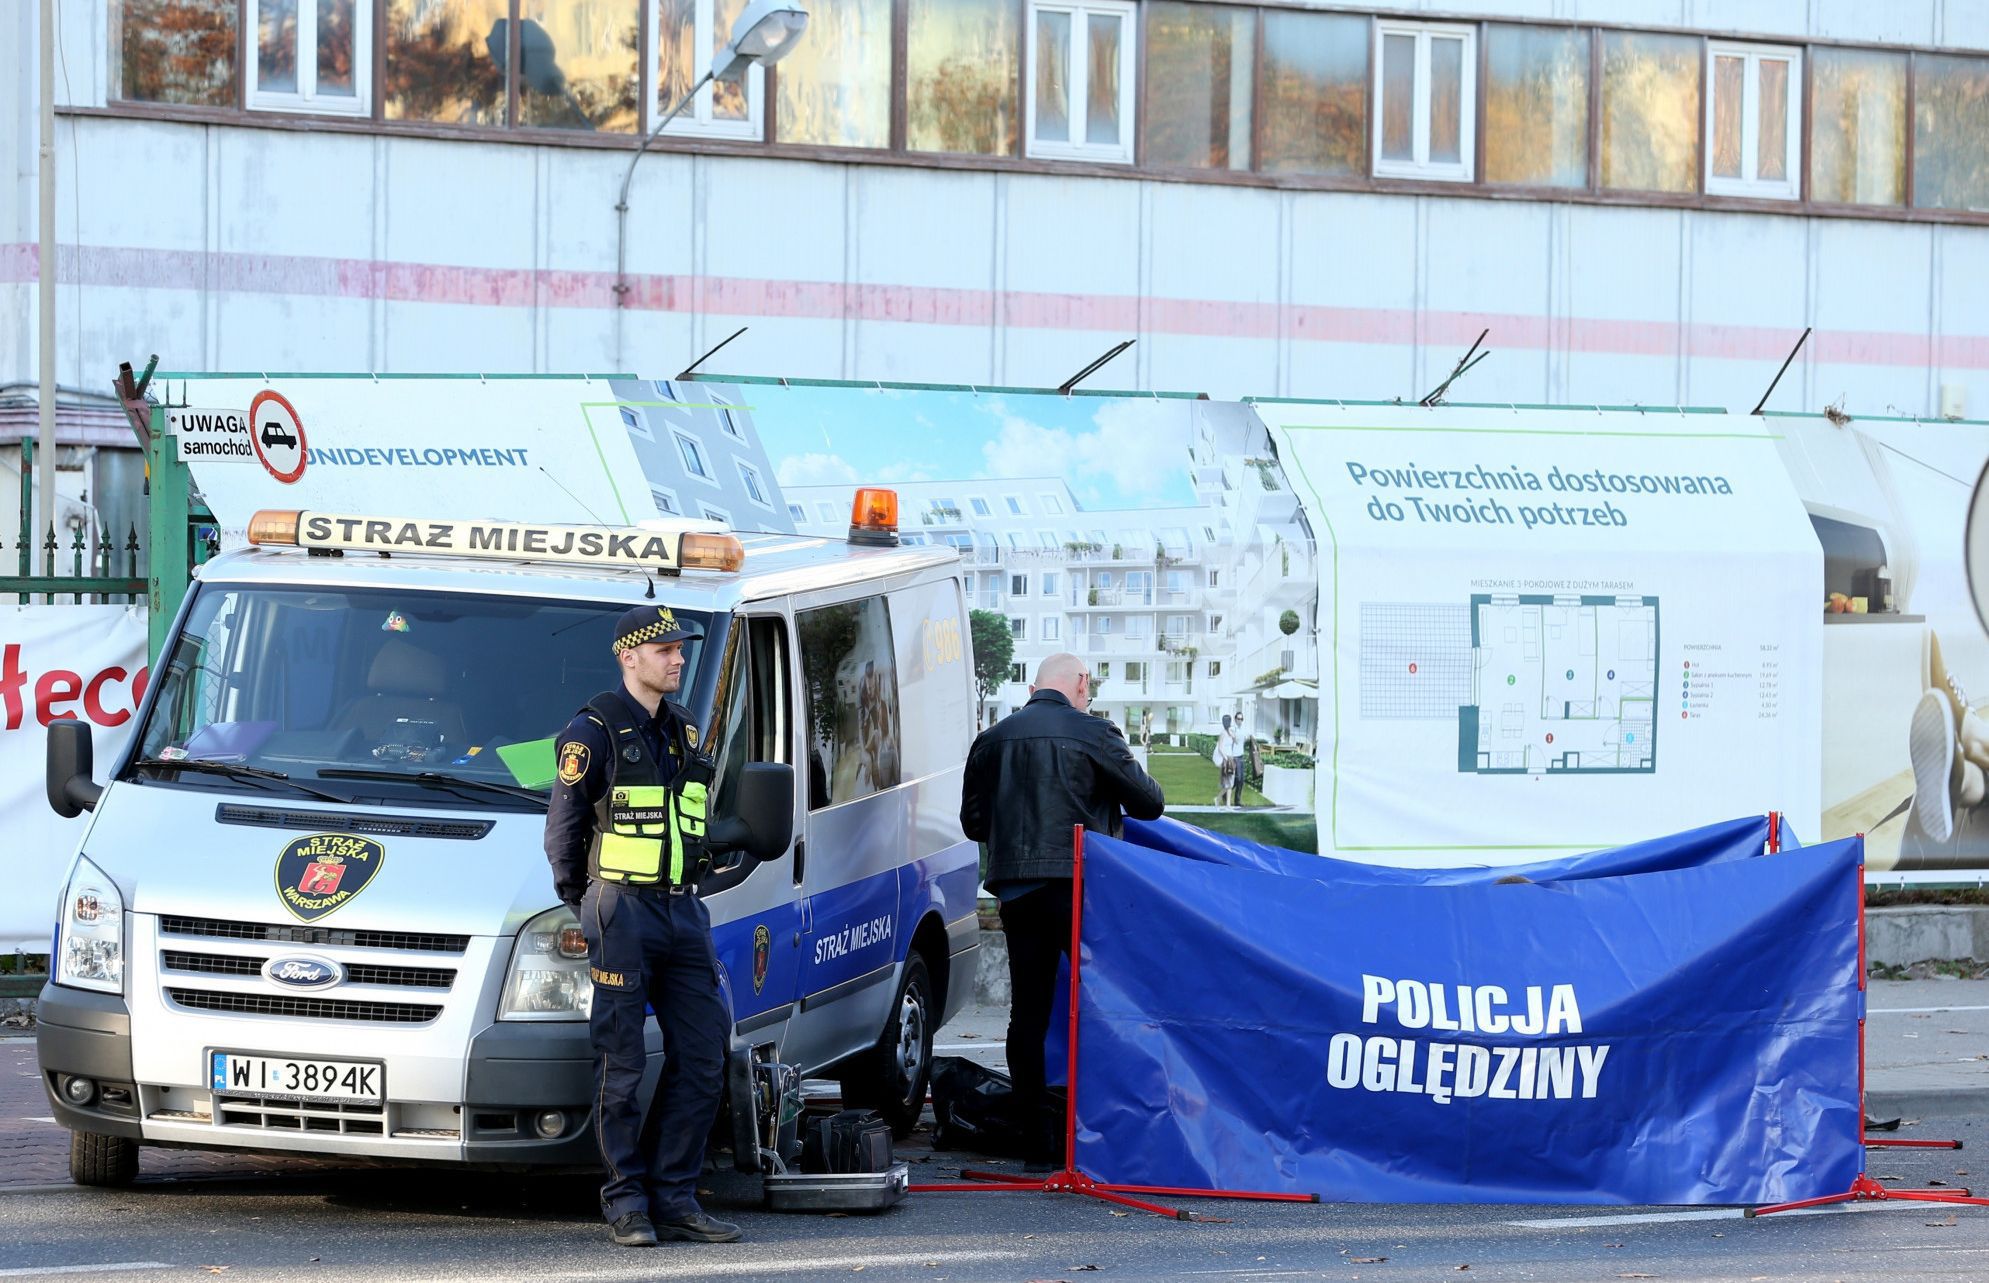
911,824,1319,1218
1752,834,1981,1215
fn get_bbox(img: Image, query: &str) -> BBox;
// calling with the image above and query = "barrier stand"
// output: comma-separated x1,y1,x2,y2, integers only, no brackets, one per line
1771,814,1966,1157
1750,836,1980,1217
910,825,1321,1220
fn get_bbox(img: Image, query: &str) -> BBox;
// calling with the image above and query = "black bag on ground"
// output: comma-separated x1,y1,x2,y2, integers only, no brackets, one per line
799,1108,894,1175
928,1056,1063,1157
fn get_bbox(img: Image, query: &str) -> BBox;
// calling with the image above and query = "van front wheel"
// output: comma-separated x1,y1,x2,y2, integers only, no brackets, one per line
70,1131,139,1187
839,953,934,1139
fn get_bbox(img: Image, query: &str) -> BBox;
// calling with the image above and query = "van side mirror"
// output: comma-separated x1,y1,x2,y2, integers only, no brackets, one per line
705,762,794,863
47,721,103,817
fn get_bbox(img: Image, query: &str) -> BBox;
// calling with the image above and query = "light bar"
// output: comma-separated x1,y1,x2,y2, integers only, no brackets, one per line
246,509,744,574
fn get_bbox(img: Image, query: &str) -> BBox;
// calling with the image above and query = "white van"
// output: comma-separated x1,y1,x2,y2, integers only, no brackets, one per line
38,499,981,1186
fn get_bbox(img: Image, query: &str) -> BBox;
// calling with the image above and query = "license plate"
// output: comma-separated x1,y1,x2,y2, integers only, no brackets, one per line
208,1051,383,1104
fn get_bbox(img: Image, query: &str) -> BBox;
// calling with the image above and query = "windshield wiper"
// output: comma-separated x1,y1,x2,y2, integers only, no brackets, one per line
316,767,549,810
130,756,348,804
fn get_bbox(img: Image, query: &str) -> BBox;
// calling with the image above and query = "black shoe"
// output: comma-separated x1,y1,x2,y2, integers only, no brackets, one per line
653,1209,742,1243
609,1212,657,1247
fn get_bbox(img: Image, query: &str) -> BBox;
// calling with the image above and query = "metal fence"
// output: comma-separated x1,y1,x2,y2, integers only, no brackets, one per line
0,439,147,605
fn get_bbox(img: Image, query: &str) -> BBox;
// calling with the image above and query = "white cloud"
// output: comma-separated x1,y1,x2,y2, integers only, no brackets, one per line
776,452,861,486
977,400,1192,503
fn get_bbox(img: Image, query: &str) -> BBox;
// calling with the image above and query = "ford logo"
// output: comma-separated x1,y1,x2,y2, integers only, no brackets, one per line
262,955,343,990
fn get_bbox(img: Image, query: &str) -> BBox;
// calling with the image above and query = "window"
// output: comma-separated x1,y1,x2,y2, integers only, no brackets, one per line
776,0,893,147
650,486,680,515
737,461,774,509
1040,494,1065,515
1601,31,1701,193
787,502,806,523
116,0,239,105
908,0,1020,155
1810,48,1906,206
1125,615,1150,639
1042,616,1061,642
383,0,504,123
1143,1,1253,171
1010,617,1028,638
619,406,653,441
1041,572,1060,596
1096,616,1112,634
1914,54,1989,212
1007,532,1025,549
1005,495,1027,515
675,431,713,481
970,497,993,516
1096,661,1111,679
1167,661,1187,683
702,504,731,524
1484,24,1589,188
1208,660,1222,677
797,596,901,809
1373,23,1475,182
1705,43,1801,198
816,502,840,523
517,0,639,131
1027,0,1136,163
1038,531,1058,548
656,0,764,139
248,0,371,115
1258,8,1366,175
1125,661,1144,682
709,389,744,438
964,575,976,598
1010,661,1028,683
1167,615,1189,636
1011,573,1029,596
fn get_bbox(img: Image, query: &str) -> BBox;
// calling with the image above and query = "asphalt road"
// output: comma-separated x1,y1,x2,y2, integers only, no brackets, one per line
3,1113,1988,1283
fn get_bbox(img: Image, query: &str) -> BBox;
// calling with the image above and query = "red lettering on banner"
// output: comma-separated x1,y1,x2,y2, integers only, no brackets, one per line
1,644,147,730
36,670,83,725
84,668,128,726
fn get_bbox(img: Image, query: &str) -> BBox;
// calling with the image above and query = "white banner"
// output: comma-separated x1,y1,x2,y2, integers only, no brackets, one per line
2,606,149,947
170,376,661,538
1255,403,1823,866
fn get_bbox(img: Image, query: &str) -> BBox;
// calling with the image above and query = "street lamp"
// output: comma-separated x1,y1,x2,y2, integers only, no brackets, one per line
613,0,809,339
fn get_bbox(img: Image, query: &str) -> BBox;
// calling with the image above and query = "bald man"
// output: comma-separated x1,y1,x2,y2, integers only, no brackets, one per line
960,651,1165,1169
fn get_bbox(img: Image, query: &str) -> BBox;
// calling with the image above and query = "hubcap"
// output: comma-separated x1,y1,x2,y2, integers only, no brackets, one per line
894,989,927,1103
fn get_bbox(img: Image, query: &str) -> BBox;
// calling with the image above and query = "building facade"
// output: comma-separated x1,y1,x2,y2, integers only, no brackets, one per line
5,1,1989,421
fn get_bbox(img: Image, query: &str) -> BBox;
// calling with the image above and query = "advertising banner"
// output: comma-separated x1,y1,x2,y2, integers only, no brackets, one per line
1,606,148,946
1074,828,1865,1204
1254,403,1822,866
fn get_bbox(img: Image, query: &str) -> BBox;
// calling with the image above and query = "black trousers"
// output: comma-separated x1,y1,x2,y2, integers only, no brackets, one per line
1000,881,1073,1159
580,881,729,1224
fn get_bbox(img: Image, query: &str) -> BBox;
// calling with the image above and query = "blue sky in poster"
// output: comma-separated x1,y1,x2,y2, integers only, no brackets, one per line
747,385,1198,511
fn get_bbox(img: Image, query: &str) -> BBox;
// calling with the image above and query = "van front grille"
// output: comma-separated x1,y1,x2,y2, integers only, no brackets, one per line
213,1094,387,1135
159,916,469,954
160,951,455,990
166,988,441,1024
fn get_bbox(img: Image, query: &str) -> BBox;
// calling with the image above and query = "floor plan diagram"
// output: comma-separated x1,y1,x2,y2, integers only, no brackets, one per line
1459,594,1659,775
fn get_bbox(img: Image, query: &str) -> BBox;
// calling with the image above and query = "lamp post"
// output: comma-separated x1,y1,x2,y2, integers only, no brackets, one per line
613,0,809,361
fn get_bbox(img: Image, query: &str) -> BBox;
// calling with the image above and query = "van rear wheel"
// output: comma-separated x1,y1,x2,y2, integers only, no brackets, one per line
838,953,934,1139
70,1131,139,1187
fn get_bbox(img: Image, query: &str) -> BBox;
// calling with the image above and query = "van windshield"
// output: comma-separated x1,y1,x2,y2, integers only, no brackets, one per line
128,584,715,808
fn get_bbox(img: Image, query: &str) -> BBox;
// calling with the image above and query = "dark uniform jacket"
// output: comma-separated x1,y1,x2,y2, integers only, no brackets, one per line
960,690,1166,888
543,686,694,906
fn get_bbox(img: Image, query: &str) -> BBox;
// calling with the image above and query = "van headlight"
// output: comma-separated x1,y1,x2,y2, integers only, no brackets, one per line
500,906,593,1021
57,856,124,995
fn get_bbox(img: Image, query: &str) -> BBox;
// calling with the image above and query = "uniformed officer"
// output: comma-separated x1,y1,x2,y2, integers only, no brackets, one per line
544,604,737,1248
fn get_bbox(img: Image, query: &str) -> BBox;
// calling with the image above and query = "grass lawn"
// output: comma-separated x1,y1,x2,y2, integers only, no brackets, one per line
1144,747,1271,809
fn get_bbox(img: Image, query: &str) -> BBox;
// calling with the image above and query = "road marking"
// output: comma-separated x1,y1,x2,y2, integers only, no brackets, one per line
24,1115,58,1124
1509,1204,1887,1227
390,1250,1024,1281
0,1264,175,1277
1871,1005,1989,1014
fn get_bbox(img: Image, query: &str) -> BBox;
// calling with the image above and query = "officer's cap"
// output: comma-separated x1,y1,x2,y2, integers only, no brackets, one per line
613,604,698,654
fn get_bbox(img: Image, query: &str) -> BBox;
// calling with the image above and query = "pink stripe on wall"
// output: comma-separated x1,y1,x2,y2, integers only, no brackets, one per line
4,241,1985,370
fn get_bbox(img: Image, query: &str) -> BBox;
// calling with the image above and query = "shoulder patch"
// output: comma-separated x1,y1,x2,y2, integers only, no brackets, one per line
684,723,699,749
557,741,590,786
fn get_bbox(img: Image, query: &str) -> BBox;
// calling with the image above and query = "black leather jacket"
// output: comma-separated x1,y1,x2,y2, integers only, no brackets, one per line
960,690,1166,887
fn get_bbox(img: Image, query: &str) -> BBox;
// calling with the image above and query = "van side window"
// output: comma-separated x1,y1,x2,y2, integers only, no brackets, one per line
797,596,902,809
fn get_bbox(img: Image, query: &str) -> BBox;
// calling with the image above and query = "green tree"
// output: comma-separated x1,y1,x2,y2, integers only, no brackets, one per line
968,609,1015,728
